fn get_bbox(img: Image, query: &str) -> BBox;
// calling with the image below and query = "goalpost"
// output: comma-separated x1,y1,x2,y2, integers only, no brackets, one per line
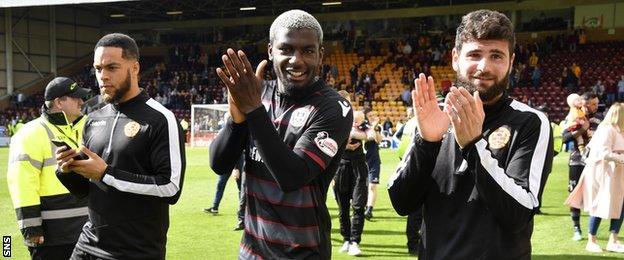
190,104,229,147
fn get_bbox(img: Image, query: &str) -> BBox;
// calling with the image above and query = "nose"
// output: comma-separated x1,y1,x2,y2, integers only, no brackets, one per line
98,69,109,84
288,50,304,65
476,58,489,73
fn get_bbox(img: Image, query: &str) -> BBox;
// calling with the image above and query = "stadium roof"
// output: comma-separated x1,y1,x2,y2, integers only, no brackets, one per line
81,0,504,24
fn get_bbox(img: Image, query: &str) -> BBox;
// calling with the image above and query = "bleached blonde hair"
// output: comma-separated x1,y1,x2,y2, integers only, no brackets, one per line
566,93,580,108
269,9,323,44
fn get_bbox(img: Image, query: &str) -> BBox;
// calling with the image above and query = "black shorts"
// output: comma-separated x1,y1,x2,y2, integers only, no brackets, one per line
367,161,380,184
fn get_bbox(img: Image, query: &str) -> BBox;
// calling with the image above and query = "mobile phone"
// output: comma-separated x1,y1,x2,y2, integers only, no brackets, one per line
51,140,88,160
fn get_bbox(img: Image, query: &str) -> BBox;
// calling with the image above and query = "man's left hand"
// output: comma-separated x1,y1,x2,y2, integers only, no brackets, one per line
68,147,108,180
444,87,485,148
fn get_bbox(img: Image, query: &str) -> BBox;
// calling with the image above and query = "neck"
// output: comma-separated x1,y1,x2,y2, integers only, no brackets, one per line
482,93,504,106
120,83,141,103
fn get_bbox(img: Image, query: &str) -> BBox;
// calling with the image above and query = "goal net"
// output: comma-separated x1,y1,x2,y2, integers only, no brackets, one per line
190,104,229,147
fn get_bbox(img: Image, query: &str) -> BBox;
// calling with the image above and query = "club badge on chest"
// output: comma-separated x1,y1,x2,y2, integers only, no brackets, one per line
124,121,141,138
290,107,311,128
488,126,511,149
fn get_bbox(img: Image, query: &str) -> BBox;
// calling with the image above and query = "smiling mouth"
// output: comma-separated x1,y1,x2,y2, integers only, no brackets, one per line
287,71,305,77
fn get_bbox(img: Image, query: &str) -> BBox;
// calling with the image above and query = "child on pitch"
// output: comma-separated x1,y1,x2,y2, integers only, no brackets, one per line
565,93,589,153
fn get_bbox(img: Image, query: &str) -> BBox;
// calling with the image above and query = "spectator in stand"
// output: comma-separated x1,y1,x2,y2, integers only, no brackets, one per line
564,67,579,93
529,52,539,68
618,75,624,102
431,47,442,65
571,62,582,80
401,86,411,106
382,117,393,136
605,78,618,105
593,80,606,101
403,41,413,55
349,65,358,86
578,29,587,50
532,65,542,89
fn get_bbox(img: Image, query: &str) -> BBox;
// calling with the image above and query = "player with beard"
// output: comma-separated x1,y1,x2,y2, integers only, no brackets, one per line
209,10,353,259
55,33,186,259
388,10,553,259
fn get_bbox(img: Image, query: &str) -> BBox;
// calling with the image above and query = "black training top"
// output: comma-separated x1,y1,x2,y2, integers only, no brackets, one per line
388,93,553,259
57,91,186,259
210,79,353,259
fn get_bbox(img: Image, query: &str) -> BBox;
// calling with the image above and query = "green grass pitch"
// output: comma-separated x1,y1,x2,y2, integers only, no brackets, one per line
1,147,622,259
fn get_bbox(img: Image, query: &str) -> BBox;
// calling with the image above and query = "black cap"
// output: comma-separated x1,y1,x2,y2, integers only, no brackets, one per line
44,77,90,101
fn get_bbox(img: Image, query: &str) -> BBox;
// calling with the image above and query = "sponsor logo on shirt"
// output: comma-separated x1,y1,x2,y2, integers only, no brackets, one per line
90,120,106,127
338,100,351,117
314,131,338,157
290,107,311,128
488,126,511,149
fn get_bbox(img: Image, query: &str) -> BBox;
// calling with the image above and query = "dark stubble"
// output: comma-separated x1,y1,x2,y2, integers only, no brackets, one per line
102,69,132,103
454,68,510,103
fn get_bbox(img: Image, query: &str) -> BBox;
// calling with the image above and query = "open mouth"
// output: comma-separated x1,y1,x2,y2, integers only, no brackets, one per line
288,71,305,77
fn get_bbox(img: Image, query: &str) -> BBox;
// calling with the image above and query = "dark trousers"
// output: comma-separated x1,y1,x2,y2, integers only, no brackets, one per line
212,172,231,209
406,207,423,251
569,165,584,227
212,172,245,223
29,244,75,260
334,159,368,243
238,173,246,223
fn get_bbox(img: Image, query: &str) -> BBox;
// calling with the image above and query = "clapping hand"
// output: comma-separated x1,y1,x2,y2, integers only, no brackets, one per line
444,87,485,148
411,73,450,142
216,48,268,114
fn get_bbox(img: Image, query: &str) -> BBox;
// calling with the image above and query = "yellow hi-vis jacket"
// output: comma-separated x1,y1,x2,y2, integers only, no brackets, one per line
7,111,88,247
551,122,563,156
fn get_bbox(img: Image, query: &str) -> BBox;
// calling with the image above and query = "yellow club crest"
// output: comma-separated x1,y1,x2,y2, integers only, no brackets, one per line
488,126,511,149
124,121,141,138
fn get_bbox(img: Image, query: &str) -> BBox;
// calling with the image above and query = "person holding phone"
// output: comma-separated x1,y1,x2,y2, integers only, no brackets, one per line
55,33,186,260
7,77,90,259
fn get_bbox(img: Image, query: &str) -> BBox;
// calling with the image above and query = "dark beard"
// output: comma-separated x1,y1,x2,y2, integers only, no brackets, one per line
274,62,319,99
102,70,132,104
454,71,509,103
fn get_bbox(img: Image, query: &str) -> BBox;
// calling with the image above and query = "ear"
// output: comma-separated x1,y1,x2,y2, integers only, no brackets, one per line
133,60,140,77
319,45,325,71
267,43,273,61
509,53,515,74
451,48,459,72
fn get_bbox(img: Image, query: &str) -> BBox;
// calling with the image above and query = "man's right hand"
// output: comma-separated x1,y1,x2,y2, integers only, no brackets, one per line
27,235,44,245
412,73,450,142
228,94,246,123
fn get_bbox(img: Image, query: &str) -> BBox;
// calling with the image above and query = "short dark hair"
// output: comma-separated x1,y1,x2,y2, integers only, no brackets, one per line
455,9,515,55
582,92,597,101
94,33,139,61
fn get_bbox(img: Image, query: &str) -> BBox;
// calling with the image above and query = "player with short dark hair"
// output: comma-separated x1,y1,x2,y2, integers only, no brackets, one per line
388,9,553,259
55,33,186,259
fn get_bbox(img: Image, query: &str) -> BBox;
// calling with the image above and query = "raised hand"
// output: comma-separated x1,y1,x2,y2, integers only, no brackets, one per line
412,73,449,142
216,48,268,114
444,87,485,148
